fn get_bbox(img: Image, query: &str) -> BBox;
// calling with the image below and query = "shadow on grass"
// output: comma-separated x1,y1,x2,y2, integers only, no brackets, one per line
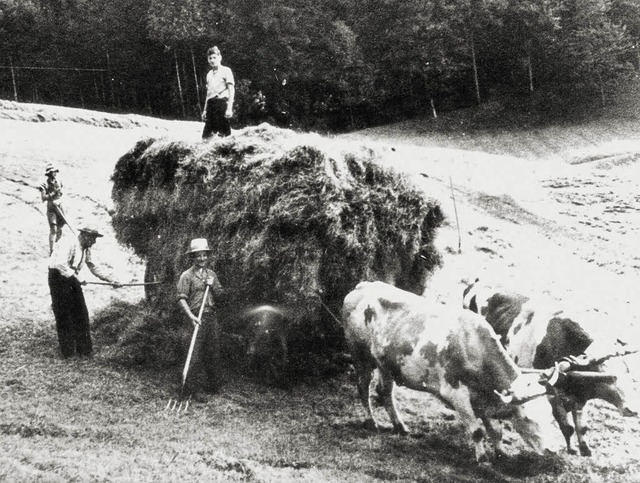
334,420,406,438
493,451,567,478
332,417,567,481
418,432,566,478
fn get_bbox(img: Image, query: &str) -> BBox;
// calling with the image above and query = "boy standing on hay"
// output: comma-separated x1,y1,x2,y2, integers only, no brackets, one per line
38,163,67,255
201,46,235,139
48,225,122,358
177,238,225,398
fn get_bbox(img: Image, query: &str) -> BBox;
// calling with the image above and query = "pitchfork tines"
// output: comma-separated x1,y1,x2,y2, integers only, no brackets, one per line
165,394,191,413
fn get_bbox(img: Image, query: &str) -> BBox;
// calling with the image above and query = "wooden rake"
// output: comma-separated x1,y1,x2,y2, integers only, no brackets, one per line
165,284,210,413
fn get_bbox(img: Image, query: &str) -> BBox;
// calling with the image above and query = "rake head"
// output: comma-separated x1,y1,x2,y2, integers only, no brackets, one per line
165,394,191,413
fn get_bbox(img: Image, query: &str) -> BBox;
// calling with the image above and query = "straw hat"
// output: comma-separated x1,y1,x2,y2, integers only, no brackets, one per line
79,226,104,238
186,238,211,254
45,163,59,175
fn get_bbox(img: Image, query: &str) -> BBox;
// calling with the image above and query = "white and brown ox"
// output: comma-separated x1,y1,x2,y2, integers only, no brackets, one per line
463,278,637,456
342,281,553,464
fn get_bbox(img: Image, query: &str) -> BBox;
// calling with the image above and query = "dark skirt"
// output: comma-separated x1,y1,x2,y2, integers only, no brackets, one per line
183,312,221,394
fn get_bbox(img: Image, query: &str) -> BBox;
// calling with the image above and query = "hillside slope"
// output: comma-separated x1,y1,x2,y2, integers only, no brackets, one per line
1,101,639,482
343,116,640,306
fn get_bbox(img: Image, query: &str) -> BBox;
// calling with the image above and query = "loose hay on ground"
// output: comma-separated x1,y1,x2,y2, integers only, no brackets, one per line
92,300,186,369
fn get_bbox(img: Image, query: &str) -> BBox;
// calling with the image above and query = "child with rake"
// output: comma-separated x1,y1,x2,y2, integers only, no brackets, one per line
38,163,67,254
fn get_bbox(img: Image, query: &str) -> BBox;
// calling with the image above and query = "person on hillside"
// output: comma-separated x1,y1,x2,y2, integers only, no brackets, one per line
201,46,235,139
48,225,122,358
38,163,67,255
177,238,225,399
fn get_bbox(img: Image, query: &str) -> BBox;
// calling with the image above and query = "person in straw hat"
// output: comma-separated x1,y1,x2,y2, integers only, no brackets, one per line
38,163,67,254
177,238,226,398
48,224,122,358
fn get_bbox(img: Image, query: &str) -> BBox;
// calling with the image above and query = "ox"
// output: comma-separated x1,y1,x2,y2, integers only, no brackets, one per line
342,281,552,464
463,278,637,456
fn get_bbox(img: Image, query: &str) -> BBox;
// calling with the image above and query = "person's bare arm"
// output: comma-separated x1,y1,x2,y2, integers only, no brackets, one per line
179,298,200,326
226,83,235,118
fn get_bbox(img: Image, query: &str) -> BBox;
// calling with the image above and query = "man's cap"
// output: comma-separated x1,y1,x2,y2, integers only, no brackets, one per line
45,163,59,175
79,226,104,238
186,238,211,254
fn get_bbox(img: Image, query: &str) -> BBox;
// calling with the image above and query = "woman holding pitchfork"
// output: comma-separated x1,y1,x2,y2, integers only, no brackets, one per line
176,238,226,402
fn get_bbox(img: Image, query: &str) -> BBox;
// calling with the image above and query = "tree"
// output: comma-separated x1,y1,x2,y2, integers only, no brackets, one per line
552,0,635,107
214,0,368,129
609,0,640,68
496,0,560,93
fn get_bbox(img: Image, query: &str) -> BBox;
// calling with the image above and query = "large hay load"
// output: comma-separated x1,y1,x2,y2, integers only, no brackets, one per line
109,125,443,375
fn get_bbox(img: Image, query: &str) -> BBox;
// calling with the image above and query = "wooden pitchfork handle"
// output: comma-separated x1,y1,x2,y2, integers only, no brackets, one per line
52,203,75,235
33,183,73,232
84,281,162,286
181,284,210,387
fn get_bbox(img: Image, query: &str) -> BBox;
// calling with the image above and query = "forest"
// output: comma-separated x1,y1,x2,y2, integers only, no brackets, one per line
1,0,639,131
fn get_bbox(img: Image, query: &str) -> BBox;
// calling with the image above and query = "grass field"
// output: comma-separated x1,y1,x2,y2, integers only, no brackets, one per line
1,100,640,482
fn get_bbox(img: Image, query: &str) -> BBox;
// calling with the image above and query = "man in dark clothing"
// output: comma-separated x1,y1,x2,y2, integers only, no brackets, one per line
177,238,225,397
48,226,121,358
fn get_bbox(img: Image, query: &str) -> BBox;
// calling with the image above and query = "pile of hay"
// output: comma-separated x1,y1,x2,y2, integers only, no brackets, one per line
93,300,186,369
110,124,444,366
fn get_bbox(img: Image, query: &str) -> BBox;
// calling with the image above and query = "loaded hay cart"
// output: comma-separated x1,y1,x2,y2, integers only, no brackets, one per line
109,124,444,381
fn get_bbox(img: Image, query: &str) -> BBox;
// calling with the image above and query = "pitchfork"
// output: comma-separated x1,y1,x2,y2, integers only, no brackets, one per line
165,284,210,413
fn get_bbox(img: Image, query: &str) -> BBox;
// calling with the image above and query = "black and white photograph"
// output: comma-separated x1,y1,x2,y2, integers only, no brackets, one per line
1,1,639,481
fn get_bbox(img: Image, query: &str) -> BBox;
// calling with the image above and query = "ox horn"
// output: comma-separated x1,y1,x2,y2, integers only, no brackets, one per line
494,388,547,405
565,371,618,384
537,359,619,385
538,363,561,387
494,389,514,404
589,348,639,366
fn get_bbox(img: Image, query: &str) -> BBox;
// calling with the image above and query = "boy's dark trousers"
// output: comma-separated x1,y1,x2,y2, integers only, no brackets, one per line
48,269,93,357
184,312,222,394
202,98,231,139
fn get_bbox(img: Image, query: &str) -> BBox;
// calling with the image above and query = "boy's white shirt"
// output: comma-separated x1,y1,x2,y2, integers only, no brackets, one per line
205,66,234,100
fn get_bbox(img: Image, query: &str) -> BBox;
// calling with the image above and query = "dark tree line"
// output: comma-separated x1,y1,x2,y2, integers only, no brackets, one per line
1,0,639,131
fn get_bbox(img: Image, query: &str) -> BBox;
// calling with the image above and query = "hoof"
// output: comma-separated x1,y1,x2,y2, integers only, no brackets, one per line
579,442,592,457
393,426,409,436
622,407,637,417
567,447,577,455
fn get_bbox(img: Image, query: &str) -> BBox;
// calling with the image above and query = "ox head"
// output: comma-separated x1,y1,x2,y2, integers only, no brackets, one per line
494,372,548,406
537,353,638,418
491,372,558,454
